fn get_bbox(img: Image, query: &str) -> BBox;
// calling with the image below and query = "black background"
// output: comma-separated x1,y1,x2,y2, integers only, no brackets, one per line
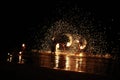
0,1,120,54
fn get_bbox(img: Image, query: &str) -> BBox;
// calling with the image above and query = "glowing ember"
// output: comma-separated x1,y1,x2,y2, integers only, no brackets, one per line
22,43,25,48
66,42,71,47
56,43,60,52
79,53,83,57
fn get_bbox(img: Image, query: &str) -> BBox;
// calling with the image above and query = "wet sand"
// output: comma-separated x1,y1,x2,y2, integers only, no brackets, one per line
0,63,116,80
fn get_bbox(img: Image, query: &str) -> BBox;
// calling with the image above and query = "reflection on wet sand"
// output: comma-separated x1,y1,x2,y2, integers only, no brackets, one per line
7,51,117,75
38,53,110,75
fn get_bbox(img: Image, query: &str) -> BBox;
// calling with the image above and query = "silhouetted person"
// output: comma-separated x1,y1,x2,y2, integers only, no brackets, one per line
51,43,56,54
51,38,56,54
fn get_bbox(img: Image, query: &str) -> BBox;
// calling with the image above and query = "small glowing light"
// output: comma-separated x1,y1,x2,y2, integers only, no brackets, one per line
104,53,111,58
80,46,83,49
7,54,12,62
66,42,71,47
56,43,59,48
56,43,60,52
79,53,83,57
18,55,22,63
22,43,25,47
9,55,12,62
19,51,22,54
52,37,55,40
10,54,12,57
8,53,10,55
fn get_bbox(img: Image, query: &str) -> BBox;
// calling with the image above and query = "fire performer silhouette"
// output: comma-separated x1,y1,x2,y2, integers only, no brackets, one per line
51,37,56,54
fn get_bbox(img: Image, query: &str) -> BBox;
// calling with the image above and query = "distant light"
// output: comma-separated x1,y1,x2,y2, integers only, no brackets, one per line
8,53,10,55
52,37,55,41
22,43,25,47
19,51,22,54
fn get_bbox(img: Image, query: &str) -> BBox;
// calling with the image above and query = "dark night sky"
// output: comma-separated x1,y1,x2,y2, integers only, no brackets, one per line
0,1,120,53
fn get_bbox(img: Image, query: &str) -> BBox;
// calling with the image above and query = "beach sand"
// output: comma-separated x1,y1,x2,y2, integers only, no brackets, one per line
0,63,115,80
